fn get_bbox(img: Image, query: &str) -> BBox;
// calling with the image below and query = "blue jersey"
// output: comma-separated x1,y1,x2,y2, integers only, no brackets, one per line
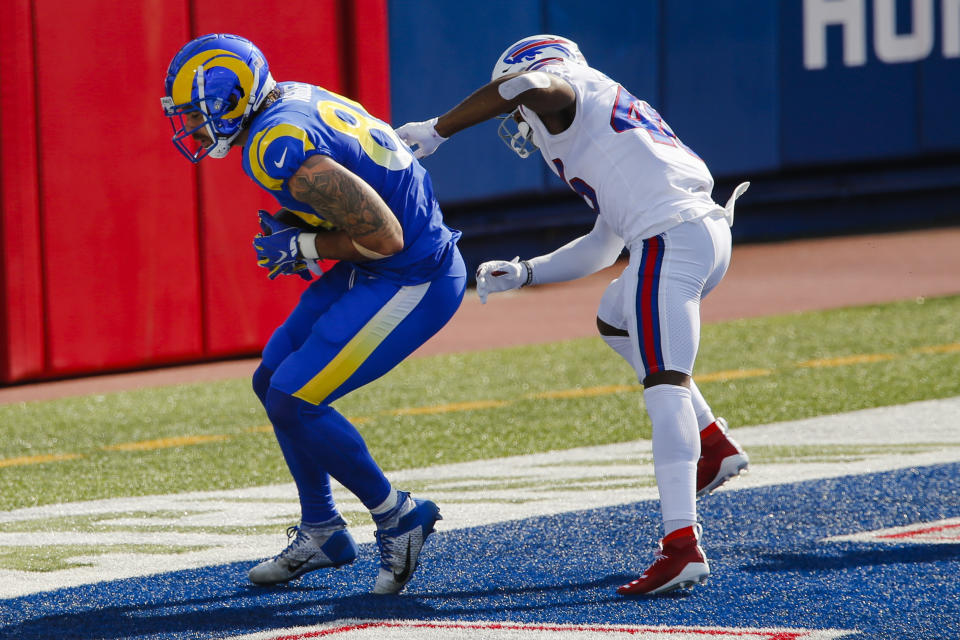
242,82,460,285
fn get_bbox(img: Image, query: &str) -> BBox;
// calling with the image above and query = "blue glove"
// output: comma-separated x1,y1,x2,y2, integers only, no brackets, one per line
269,257,313,280
253,210,311,280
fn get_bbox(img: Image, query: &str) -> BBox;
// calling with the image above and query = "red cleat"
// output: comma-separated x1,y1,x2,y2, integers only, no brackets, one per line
617,525,710,596
697,418,749,498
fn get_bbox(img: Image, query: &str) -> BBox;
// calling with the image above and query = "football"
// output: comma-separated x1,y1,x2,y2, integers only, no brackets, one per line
269,208,340,275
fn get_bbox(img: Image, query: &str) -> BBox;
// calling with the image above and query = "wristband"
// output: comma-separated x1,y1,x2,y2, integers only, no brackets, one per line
521,260,534,286
298,233,320,260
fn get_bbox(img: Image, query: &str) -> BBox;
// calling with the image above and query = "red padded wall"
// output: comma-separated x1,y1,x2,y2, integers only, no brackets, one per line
0,0,391,383
31,0,203,375
191,0,352,357
0,1,46,382
345,0,392,121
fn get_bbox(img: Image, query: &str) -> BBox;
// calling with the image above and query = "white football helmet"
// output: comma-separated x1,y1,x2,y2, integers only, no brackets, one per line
491,35,587,80
491,35,587,158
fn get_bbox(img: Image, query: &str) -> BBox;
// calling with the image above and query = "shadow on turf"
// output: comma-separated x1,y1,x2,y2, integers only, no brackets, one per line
743,543,960,573
0,574,642,640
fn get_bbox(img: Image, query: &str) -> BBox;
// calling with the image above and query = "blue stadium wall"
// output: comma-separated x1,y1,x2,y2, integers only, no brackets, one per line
388,0,960,271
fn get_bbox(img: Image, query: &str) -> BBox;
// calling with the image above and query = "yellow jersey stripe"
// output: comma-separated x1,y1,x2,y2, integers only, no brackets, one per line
293,282,431,405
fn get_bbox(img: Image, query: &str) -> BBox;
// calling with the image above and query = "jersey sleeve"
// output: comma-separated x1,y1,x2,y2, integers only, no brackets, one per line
245,121,330,192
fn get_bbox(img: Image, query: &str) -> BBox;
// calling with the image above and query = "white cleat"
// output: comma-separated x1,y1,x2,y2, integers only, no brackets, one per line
248,521,357,586
372,492,442,595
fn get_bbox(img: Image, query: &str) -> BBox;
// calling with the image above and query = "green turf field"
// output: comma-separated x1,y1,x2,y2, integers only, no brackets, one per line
2,295,958,511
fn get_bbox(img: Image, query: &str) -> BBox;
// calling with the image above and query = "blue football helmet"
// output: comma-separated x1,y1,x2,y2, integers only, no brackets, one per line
161,33,277,162
491,35,587,158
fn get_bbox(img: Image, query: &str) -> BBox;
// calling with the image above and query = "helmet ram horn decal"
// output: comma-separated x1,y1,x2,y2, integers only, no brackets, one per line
161,33,277,162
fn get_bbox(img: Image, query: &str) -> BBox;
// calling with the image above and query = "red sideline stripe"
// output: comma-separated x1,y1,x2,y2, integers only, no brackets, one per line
876,522,960,540
267,620,811,639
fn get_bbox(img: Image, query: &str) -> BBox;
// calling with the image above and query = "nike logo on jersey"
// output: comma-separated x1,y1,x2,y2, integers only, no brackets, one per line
274,147,288,168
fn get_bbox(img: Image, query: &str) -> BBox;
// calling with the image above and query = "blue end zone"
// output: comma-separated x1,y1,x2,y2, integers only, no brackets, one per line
2,463,958,639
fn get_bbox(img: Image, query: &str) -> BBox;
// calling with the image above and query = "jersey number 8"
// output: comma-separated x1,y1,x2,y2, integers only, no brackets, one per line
317,95,413,171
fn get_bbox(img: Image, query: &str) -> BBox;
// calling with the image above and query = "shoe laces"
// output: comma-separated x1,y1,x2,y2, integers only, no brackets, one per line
374,527,399,564
275,525,310,560
647,547,667,570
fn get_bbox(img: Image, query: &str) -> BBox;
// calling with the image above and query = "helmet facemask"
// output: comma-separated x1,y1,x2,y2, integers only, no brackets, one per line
162,62,267,162
496,109,539,159
490,35,585,158
162,34,276,163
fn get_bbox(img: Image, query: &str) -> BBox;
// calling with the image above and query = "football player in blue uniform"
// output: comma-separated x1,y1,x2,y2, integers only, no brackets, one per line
161,33,464,594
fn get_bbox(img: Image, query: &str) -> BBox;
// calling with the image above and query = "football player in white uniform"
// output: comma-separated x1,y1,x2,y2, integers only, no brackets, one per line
397,35,750,596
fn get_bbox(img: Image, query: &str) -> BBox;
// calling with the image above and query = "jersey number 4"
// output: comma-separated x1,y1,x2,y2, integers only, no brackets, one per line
552,158,599,212
610,86,699,159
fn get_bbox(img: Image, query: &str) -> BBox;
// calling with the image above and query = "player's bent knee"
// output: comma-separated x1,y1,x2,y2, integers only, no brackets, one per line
597,316,629,337
643,370,691,389
264,386,335,434
264,387,307,431
252,364,274,407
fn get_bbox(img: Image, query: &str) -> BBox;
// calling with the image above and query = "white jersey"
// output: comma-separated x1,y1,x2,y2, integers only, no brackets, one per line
519,61,723,246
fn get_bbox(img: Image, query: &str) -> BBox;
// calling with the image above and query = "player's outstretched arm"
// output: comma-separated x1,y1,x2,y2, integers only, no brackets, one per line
437,72,575,136
396,72,575,158
288,155,404,261
474,216,623,302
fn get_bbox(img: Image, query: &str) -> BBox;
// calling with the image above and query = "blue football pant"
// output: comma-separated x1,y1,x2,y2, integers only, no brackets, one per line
252,252,466,523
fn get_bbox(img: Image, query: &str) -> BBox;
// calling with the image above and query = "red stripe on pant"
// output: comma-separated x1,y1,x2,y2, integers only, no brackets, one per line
638,236,664,375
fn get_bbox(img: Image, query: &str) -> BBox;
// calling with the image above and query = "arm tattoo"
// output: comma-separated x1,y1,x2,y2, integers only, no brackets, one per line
289,158,388,239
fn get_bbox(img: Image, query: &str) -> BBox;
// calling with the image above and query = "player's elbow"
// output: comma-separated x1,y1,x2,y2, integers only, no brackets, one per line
360,211,404,258
378,217,405,255
380,233,404,256
353,231,403,261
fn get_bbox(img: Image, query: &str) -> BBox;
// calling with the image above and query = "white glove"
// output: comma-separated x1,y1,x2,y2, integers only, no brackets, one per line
475,257,531,304
395,117,447,158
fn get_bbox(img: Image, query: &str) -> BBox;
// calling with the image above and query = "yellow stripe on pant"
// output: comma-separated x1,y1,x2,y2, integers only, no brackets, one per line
293,282,430,405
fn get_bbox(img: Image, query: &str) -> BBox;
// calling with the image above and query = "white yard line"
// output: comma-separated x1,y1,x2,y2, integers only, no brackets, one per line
1,396,959,599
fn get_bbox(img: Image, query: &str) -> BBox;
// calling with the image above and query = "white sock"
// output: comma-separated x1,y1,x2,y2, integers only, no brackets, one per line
644,384,699,527
370,488,399,516
663,519,696,536
689,379,716,431
301,514,344,531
